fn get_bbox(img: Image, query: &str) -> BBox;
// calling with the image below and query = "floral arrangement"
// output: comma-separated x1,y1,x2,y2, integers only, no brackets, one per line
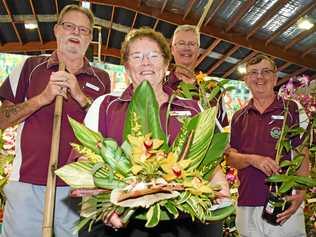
0,127,16,211
56,81,234,231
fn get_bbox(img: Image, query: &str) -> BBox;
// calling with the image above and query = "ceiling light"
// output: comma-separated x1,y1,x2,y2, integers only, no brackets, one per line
297,16,314,30
81,1,91,9
24,22,38,30
237,64,247,74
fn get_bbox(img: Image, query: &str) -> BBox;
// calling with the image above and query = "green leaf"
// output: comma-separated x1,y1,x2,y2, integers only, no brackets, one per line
164,200,179,218
279,160,291,168
177,191,191,204
179,82,193,99
205,205,235,221
186,107,217,170
207,87,221,102
199,132,229,170
68,117,104,154
55,161,96,188
123,81,168,150
267,174,291,183
278,178,295,193
295,176,316,187
145,203,161,228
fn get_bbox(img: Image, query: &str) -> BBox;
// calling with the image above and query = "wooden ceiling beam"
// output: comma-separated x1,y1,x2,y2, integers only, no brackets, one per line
277,62,291,72
2,0,23,45
302,45,315,58
28,0,43,44
183,0,196,20
206,45,239,75
247,0,290,39
194,38,221,68
0,40,121,58
204,0,225,26
225,0,255,32
284,26,316,51
161,0,168,14
223,51,257,78
277,67,307,86
265,2,316,46
106,6,115,49
88,1,316,69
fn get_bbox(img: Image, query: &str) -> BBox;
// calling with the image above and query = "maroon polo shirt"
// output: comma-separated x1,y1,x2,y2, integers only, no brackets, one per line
230,97,301,206
0,52,111,186
163,71,229,127
95,84,200,145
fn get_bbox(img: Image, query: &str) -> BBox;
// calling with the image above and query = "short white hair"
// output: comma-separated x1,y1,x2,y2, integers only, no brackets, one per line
172,25,200,47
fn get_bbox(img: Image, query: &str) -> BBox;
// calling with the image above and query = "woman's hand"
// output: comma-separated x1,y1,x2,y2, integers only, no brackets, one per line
104,211,124,230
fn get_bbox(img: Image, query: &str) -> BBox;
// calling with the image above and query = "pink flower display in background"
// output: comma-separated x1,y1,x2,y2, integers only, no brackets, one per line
279,75,316,118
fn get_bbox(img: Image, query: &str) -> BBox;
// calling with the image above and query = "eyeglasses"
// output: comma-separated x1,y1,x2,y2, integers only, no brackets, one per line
247,69,276,78
59,22,91,36
173,40,198,49
128,52,164,65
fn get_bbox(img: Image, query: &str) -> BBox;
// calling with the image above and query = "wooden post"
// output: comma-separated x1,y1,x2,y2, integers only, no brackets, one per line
42,62,65,237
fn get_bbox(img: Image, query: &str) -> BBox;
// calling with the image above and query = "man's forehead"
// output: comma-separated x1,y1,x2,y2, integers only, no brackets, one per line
247,59,274,70
173,30,197,41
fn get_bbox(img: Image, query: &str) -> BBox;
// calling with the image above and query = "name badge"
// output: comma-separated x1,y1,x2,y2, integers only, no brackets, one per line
271,115,284,120
85,82,100,92
169,111,191,117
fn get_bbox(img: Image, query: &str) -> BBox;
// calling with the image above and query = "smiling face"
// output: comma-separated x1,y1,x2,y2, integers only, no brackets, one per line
171,30,199,68
54,10,92,59
125,37,168,88
244,59,277,97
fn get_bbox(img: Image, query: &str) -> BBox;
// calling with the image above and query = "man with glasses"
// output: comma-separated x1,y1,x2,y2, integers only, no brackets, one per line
0,4,110,237
226,54,308,236
164,25,228,128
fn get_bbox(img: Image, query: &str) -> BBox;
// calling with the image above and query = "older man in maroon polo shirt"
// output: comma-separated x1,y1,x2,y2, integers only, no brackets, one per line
164,25,229,128
226,54,309,237
0,5,110,237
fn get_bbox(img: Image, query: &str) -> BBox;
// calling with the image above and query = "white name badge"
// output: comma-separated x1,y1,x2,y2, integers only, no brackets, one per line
169,110,191,116
85,82,100,92
271,115,284,120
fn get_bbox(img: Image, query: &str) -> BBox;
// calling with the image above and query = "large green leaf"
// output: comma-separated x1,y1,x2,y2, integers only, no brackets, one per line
199,133,229,169
205,205,235,221
186,107,217,170
123,81,168,150
55,161,96,188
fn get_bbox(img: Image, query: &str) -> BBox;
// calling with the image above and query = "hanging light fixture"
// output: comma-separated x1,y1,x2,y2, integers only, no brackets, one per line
297,16,314,30
24,21,38,30
81,1,91,9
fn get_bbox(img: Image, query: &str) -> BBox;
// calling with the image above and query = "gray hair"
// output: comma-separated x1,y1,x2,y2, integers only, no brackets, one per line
172,25,200,47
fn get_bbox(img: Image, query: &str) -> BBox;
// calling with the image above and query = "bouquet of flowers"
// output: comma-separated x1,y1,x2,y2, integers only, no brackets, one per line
56,81,234,231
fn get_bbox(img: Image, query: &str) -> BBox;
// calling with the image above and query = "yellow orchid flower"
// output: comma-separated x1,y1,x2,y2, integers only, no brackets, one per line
182,177,214,196
160,153,191,181
128,134,164,164
207,80,218,89
196,72,207,85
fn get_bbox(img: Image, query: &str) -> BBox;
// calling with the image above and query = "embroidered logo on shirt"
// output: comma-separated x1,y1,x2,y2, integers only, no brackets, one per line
85,82,100,92
270,127,281,139
169,111,192,116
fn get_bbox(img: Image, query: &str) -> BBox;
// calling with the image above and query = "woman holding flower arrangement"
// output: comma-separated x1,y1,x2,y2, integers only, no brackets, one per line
76,28,230,237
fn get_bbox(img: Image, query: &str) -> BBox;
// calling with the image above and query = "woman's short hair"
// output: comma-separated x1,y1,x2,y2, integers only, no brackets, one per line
121,28,171,65
57,4,95,29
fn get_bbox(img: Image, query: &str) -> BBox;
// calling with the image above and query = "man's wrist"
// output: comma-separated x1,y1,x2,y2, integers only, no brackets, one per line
82,96,93,111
